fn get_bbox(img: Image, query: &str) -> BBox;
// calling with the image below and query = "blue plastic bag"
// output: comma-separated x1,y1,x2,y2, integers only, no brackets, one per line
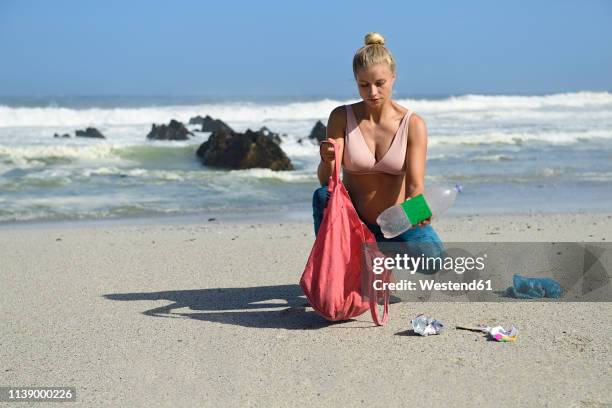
506,274,563,299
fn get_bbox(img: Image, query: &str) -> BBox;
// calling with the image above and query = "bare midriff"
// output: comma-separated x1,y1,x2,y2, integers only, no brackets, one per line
343,170,406,225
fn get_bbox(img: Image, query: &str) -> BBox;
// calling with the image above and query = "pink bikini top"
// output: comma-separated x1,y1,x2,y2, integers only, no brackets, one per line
342,104,412,175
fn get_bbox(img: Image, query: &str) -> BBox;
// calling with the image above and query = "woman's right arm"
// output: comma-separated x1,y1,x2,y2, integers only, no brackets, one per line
317,106,346,186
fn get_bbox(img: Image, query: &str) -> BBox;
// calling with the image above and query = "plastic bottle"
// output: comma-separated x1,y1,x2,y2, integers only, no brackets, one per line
376,184,462,238
410,314,444,336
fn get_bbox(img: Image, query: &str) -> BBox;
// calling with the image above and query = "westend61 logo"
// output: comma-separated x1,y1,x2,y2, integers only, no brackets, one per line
371,253,491,292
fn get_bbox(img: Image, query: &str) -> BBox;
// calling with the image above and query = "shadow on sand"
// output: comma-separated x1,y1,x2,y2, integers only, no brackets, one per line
104,284,366,330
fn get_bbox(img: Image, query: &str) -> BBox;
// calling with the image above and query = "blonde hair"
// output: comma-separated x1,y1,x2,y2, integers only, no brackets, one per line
353,32,397,76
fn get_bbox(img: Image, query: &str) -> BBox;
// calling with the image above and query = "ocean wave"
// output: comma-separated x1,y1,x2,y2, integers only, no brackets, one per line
80,167,188,181
0,100,341,128
226,168,315,182
276,139,320,157
0,142,201,167
0,204,182,223
0,143,123,167
428,129,612,146
426,165,607,184
0,155,316,186
399,91,612,112
1,91,610,128
10,163,313,183
572,171,612,182
470,154,516,161
0,175,72,191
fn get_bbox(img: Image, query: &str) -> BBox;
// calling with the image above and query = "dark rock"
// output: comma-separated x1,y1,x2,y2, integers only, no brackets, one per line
53,133,71,138
196,128,293,171
75,127,105,139
146,119,193,141
189,115,233,133
308,120,327,142
259,126,282,145
189,115,206,125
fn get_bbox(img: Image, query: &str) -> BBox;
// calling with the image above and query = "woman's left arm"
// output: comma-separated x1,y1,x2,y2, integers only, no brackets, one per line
404,114,431,226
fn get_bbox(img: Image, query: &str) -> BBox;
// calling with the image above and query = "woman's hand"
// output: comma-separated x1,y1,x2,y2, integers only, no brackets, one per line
417,217,431,227
319,139,336,163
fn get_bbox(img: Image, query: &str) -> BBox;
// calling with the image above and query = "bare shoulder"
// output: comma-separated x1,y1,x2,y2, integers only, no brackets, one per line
326,105,347,141
328,105,347,124
408,112,427,138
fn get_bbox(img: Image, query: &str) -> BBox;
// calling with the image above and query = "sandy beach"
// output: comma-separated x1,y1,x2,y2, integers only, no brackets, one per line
2,1,611,406
1,213,611,407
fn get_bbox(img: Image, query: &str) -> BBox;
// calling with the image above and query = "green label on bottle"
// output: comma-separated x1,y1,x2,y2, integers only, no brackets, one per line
400,194,433,225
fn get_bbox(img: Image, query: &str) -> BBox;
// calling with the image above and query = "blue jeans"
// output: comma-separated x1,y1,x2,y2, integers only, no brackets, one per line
312,186,445,262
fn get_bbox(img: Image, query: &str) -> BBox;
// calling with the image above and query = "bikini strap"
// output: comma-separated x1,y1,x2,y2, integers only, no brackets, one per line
400,110,413,148
345,104,356,130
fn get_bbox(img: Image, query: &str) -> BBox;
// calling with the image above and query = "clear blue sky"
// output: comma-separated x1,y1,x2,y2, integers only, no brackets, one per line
1,0,610,97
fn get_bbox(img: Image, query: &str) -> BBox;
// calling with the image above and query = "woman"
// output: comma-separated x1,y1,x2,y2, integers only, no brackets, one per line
312,32,443,257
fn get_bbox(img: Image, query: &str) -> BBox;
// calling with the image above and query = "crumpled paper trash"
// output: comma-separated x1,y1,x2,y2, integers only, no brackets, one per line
411,314,444,336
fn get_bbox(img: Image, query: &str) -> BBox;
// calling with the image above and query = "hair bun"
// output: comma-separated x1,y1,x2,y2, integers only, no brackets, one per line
364,32,385,47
